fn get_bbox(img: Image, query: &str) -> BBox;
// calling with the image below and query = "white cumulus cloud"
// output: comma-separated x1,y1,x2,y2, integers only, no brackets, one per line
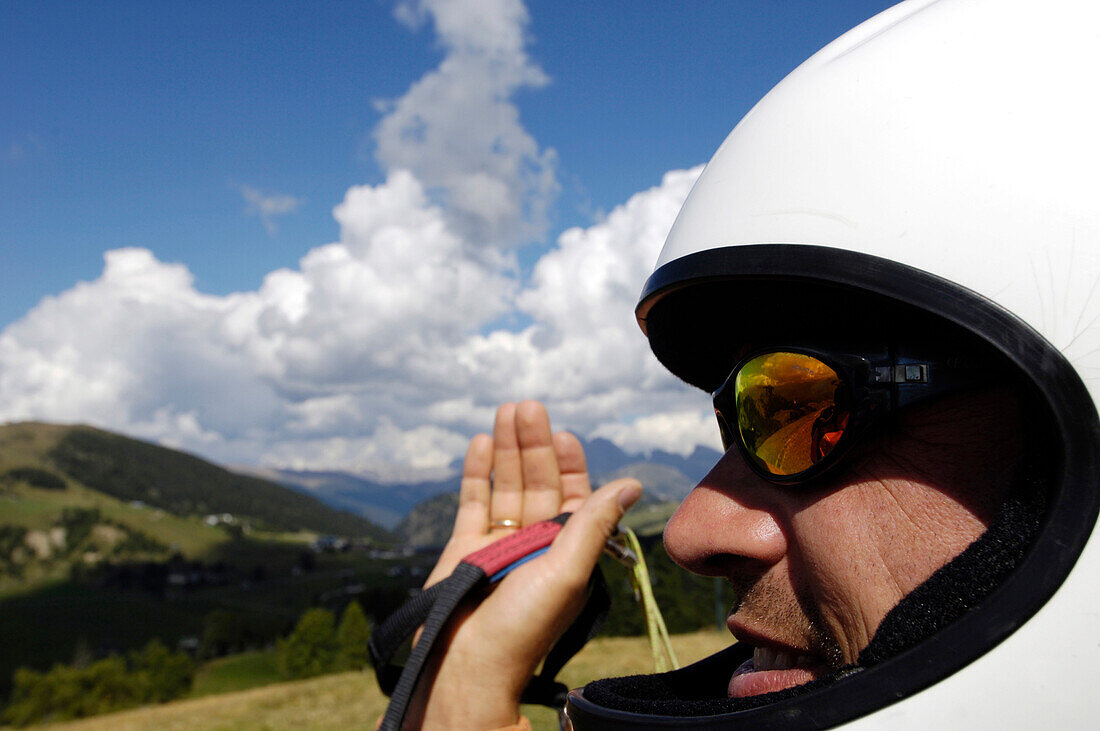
0,166,709,478
0,0,719,481
259,418,469,482
377,0,558,248
453,167,708,431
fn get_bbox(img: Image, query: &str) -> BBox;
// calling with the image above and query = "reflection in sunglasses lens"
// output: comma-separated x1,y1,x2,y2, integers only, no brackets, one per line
735,353,848,476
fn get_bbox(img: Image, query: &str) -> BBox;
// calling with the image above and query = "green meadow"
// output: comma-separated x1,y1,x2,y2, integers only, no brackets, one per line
40,630,733,731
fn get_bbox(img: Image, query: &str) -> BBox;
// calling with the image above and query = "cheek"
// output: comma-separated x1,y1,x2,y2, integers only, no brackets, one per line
787,495,911,650
789,504,874,600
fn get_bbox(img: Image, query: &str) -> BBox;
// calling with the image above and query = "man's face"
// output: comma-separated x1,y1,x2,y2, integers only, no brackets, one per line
663,390,1017,698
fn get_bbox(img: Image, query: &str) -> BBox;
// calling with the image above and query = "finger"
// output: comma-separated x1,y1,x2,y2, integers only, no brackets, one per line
452,433,493,539
515,400,564,525
553,431,591,514
489,403,524,528
545,478,642,584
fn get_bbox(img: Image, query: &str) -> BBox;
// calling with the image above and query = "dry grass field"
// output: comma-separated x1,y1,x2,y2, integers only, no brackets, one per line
41,629,733,731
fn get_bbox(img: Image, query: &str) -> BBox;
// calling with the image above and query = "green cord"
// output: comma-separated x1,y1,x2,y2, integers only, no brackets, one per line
619,527,679,672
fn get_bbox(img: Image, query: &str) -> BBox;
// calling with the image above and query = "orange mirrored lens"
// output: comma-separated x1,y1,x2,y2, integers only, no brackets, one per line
734,352,849,476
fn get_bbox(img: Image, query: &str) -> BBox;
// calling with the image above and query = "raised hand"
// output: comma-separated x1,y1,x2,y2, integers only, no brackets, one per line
408,401,642,729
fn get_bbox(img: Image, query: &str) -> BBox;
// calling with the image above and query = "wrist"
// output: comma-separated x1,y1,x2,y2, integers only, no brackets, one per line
409,640,528,730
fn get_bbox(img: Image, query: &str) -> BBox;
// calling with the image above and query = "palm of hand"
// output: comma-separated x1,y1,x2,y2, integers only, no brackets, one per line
410,401,640,729
426,401,592,587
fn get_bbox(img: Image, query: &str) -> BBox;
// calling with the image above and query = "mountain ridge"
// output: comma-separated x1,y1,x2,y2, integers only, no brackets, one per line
0,421,391,542
257,437,723,531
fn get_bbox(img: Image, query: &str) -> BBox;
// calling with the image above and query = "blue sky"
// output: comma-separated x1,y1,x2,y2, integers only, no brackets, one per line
0,0,900,478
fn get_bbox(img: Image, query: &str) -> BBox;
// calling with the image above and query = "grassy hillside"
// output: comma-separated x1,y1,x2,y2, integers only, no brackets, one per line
0,473,229,593
0,421,393,595
0,421,724,723
0,421,409,702
42,630,733,731
39,425,391,540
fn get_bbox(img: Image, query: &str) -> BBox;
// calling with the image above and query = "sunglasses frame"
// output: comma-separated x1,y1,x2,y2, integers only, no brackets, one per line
712,345,985,485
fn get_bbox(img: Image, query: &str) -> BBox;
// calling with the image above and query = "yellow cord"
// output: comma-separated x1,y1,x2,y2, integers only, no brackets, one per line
620,527,679,672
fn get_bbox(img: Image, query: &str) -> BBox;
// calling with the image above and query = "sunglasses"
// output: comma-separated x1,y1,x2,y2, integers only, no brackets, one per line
712,347,987,484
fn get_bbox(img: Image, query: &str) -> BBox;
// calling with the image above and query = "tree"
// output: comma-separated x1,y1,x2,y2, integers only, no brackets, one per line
0,641,193,727
2,667,53,726
336,600,371,671
2,658,142,726
199,608,245,658
276,608,338,679
129,639,194,702
78,656,145,718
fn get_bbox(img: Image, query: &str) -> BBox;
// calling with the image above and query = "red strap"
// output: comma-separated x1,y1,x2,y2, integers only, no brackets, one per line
462,516,566,576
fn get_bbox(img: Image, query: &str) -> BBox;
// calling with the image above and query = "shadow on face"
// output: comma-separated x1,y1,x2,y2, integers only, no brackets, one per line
665,384,1026,668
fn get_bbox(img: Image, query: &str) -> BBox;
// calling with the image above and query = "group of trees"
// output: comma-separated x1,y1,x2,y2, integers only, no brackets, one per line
0,467,66,490
1,538,723,725
0,602,372,726
1,639,193,727
266,545,724,684
276,601,371,679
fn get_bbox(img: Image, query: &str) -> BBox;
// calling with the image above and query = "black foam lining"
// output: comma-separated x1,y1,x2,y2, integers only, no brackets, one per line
857,491,1042,665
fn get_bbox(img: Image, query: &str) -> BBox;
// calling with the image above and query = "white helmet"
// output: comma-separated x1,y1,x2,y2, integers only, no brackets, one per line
567,0,1100,727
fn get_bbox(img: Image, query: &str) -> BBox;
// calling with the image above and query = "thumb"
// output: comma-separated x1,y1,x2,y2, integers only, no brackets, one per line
546,478,642,570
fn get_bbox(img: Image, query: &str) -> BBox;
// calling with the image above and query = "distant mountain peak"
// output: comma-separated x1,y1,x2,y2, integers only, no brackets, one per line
245,435,722,534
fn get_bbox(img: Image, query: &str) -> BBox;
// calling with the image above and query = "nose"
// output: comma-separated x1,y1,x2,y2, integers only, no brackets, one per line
664,448,788,577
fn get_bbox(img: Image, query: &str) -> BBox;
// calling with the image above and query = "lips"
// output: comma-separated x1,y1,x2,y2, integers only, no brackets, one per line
727,646,827,698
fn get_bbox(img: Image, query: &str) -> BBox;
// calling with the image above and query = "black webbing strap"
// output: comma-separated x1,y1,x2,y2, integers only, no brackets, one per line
377,562,485,730
370,579,446,695
370,514,611,729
